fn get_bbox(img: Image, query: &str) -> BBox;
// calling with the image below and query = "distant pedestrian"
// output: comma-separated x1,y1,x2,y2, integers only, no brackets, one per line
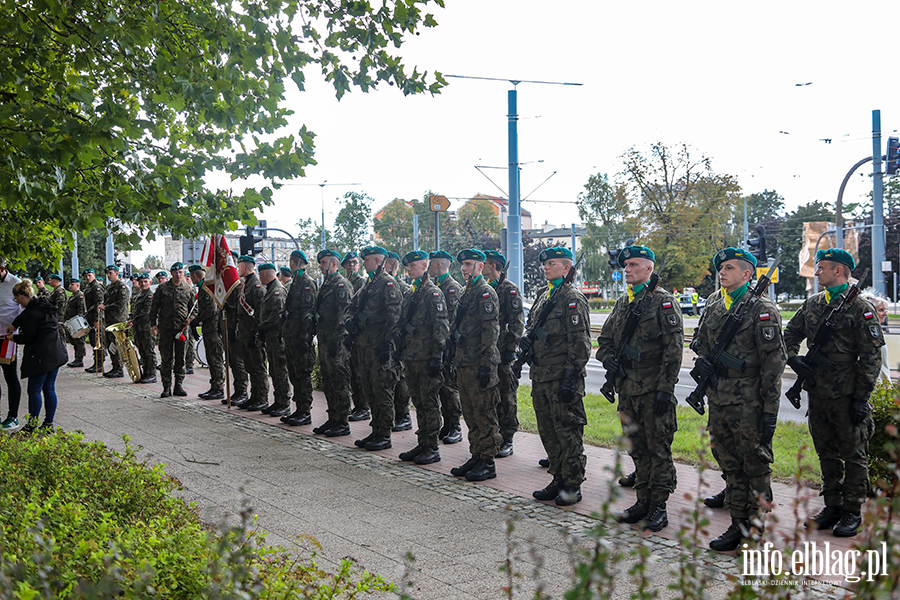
0,257,22,430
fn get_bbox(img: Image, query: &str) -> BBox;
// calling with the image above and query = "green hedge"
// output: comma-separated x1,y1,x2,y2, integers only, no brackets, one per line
869,380,900,488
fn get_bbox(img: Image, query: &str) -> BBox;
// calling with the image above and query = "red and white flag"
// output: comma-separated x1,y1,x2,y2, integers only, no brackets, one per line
0,338,15,365
200,234,240,309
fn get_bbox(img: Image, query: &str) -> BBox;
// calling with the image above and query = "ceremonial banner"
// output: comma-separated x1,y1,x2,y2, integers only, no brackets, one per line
200,235,240,309
0,338,15,365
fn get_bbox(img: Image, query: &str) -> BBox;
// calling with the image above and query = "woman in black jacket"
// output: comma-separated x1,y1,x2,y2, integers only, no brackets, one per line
3,279,68,433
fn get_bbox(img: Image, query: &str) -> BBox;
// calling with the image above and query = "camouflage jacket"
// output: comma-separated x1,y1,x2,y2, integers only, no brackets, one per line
351,270,403,346
224,278,244,323
257,279,287,335
315,272,352,341
282,270,317,341
392,275,412,296
783,291,884,402
237,273,264,338
526,283,591,384
435,273,462,323
690,289,786,414
130,288,153,330
83,279,105,322
347,271,366,294
49,285,67,322
63,290,85,320
150,280,194,331
452,275,500,369
596,286,683,397
103,278,130,324
189,284,219,331
393,277,449,362
492,278,525,355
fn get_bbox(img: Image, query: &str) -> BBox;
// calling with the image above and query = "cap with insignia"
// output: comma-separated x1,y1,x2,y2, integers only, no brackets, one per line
69,277,80,283
538,247,574,263
33,276,43,282
712,247,757,272
258,263,276,272
48,274,62,281
484,250,507,268
360,246,387,258
815,248,855,271
138,272,150,280
156,271,168,279
428,250,453,262
341,251,359,265
81,268,95,275
617,245,655,268
105,264,119,273
279,266,293,277
457,249,487,263
386,251,400,261
169,262,184,271
402,250,429,266
188,265,205,273
290,249,308,264
317,249,341,262
238,255,256,265
230,250,239,259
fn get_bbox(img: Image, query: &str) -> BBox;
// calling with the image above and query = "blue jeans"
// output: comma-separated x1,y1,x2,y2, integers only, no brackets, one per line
27,369,59,424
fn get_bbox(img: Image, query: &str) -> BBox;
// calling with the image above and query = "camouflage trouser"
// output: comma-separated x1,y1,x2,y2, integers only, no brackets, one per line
809,393,873,512
405,359,444,448
158,328,186,387
394,366,410,419
202,322,225,391
708,401,772,519
264,333,291,409
239,333,269,404
532,378,587,487
359,350,399,438
457,366,501,460
134,326,156,377
284,334,315,413
185,332,196,369
619,390,677,502
439,363,462,427
88,327,106,366
103,330,123,370
350,344,368,411
226,320,248,395
68,329,86,360
497,362,519,443
319,334,351,423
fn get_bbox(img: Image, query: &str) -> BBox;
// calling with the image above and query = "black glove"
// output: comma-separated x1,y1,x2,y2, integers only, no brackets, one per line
297,338,310,354
787,355,813,379
517,335,533,357
758,413,777,446
327,341,338,358
377,340,392,365
427,357,442,377
342,334,352,350
690,356,716,382
602,356,621,375
654,391,673,417
501,350,517,365
850,401,869,426
477,365,492,388
512,361,523,380
559,368,579,403
254,331,265,349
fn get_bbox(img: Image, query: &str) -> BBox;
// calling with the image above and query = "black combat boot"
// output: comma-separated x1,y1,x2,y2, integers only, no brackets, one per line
495,440,514,458
354,432,376,448
808,505,842,530
555,486,582,506
160,385,172,398
413,447,440,464
618,471,636,487
617,499,651,524
348,408,371,422
442,424,463,444
398,444,425,461
533,476,563,501
450,455,479,477
642,502,668,532
465,458,496,482
704,489,726,508
392,414,412,432
364,435,392,451
833,511,862,537
173,384,187,397
324,423,351,437
139,374,157,384
709,518,750,552
311,419,335,433
538,458,550,468
286,412,312,426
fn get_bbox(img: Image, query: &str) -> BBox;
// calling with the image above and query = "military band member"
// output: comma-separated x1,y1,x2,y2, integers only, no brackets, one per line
47,274,68,346
597,246,682,529
690,248,786,551
784,248,884,538
281,250,318,426
394,251,449,465
188,265,225,399
98,265,130,378
256,263,291,417
384,251,413,432
236,256,268,411
277,266,293,293
150,262,194,397
224,250,249,405
64,278,86,368
429,250,464,444
343,250,370,422
130,273,157,383
82,268,106,373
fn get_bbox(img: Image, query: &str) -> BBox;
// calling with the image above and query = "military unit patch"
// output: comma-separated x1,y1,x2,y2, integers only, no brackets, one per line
568,301,577,309
448,289,456,294
662,301,673,309
762,327,775,340
864,311,874,320
572,314,579,325
870,325,880,338
510,289,517,295
437,303,443,311
759,313,771,321
668,314,678,326
386,281,394,286
482,292,490,298
484,303,493,313
433,292,440,297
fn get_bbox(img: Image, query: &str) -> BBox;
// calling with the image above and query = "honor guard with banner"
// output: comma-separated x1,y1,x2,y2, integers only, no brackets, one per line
236,256,268,411
783,248,884,538
130,273,157,383
281,250,318,426
82,269,106,373
64,278,86,368
429,250,464,444
188,265,225,399
99,265,131,378
223,250,249,404
150,262,194,398
597,245,682,531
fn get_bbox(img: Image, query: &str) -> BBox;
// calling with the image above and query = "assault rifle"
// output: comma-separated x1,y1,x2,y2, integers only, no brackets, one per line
784,268,869,409
395,271,430,358
344,260,383,349
686,259,779,415
599,272,660,403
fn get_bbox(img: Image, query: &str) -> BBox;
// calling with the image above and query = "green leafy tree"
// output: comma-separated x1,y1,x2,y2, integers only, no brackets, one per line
143,255,164,271
455,198,502,244
778,200,835,298
332,191,374,254
373,199,415,253
736,189,786,231
0,0,445,265
576,172,631,283
295,217,332,259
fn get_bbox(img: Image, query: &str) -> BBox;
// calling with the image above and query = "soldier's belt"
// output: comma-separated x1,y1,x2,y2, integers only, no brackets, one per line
715,365,761,378
823,352,857,363
622,357,662,370
531,354,568,367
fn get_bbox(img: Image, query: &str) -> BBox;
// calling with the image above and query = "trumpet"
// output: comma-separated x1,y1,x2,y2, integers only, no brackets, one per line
106,322,142,383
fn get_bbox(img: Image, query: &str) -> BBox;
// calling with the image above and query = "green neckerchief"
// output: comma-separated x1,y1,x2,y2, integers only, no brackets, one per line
488,277,499,288
367,269,378,281
412,276,423,291
470,274,482,286
825,283,849,304
295,268,305,278
324,270,338,282
436,272,449,285
546,277,565,298
722,282,750,310
626,282,646,303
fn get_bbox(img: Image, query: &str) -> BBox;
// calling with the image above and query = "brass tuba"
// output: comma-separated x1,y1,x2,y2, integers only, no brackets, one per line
105,322,142,383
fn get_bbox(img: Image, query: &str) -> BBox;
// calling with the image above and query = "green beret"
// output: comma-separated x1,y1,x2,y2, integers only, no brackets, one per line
815,248,855,271
81,268,95,275
48,274,62,281
169,262,184,271
279,267,293,277
713,247,757,272
538,247,574,263
69,277,80,284
429,250,453,262
238,255,256,265
258,263,276,272
385,251,400,261
138,273,150,280
341,251,359,265
33,276,43,282
230,250,239,259
484,250,506,268
401,250,429,266
155,271,168,279
105,264,119,273
360,246,387,259
290,250,308,264
457,249,487,263
188,265,205,273
617,245,655,268
317,249,342,262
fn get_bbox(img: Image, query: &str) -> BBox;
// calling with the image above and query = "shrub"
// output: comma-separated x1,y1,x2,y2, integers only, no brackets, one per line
869,379,900,487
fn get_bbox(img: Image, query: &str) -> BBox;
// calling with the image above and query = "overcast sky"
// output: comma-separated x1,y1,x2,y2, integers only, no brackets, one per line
136,0,900,262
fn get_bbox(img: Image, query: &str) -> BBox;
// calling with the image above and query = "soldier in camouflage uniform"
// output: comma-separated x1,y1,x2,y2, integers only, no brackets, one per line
47,274,68,349
82,269,106,373
597,245,682,530
257,264,291,417
348,246,403,451
150,262,194,397
34,276,49,298
183,268,196,377
235,257,269,411
277,266,293,293
521,247,591,505
690,248,786,551
449,249,502,482
281,250,318,426
384,251,413,432
483,251,525,458
99,265,131,378
130,273,157,383
308,249,353,436
188,265,225,399
393,251,449,465
784,248,883,538
224,250,249,404
428,250,464,444
343,251,370,422
64,278,86,367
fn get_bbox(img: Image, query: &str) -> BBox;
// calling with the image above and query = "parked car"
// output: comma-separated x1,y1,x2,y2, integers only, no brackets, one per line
679,294,706,316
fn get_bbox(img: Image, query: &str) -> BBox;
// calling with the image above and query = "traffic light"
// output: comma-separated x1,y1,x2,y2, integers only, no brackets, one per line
887,137,900,177
258,220,268,238
749,224,767,263
239,225,264,256
608,248,620,270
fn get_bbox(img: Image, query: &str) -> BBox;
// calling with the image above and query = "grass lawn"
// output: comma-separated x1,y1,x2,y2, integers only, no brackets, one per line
516,385,821,485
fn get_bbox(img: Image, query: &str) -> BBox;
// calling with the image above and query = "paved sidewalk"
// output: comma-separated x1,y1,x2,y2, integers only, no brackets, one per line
21,366,851,599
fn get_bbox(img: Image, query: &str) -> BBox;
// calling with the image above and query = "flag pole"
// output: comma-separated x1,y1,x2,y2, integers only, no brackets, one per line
222,311,231,409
